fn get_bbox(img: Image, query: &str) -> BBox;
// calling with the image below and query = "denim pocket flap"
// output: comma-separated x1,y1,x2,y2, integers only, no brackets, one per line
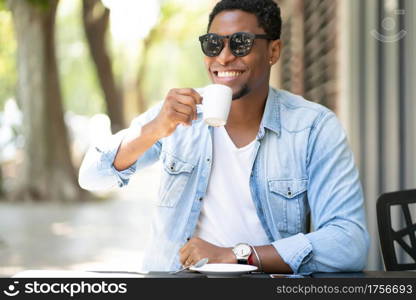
163,154,195,175
269,179,308,199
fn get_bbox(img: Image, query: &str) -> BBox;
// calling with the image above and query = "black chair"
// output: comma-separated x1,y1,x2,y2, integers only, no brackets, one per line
377,190,416,271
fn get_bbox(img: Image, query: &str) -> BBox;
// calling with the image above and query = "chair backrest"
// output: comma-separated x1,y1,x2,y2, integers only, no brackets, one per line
376,190,416,271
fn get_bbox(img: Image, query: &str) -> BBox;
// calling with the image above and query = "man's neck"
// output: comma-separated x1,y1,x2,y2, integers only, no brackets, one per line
226,86,269,130
223,86,269,148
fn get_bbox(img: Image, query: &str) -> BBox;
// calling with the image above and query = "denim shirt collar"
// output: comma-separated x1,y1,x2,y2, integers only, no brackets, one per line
258,87,281,139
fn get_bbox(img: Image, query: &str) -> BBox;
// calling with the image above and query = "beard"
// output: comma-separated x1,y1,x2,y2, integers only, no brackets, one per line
232,84,250,100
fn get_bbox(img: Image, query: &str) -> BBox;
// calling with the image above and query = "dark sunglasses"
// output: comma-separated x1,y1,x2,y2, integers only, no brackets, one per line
198,32,274,57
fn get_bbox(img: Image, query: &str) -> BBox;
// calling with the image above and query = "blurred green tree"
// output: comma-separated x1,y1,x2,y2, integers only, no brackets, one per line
82,0,124,133
55,0,105,116
7,0,87,202
134,1,210,114
134,2,179,114
0,5,16,110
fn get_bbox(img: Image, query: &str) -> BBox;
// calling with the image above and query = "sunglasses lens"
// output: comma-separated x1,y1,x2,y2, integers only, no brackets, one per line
230,33,254,57
201,34,223,57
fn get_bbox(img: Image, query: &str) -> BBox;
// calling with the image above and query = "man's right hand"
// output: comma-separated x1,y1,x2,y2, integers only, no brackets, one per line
113,88,202,171
149,88,203,139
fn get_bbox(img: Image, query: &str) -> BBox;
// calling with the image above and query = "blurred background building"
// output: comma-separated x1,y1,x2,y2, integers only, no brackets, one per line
0,0,415,275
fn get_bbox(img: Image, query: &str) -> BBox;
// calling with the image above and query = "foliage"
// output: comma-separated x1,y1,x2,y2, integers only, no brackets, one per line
56,0,105,115
137,1,211,105
0,10,16,110
0,0,55,11
26,0,54,10
0,0,212,115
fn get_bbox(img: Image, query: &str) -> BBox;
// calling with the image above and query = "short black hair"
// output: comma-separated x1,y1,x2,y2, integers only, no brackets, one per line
208,0,282,40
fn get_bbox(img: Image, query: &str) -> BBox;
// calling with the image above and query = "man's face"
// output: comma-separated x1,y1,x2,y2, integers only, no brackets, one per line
204,10,274,100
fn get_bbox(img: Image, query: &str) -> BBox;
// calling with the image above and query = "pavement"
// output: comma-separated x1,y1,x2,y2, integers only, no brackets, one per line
0,163,161,277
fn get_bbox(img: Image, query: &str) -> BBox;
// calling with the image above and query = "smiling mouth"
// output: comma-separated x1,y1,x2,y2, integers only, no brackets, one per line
214,71,244,79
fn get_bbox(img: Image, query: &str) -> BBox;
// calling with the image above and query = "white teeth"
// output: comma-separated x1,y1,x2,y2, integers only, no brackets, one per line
217,71,242,78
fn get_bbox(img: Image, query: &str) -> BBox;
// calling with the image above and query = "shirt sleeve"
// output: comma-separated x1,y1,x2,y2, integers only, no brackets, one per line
272,111,370,274
78,102,163,191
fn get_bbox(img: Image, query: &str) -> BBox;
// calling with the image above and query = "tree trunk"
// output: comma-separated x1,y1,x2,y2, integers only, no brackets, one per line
82,0,124,133
8,0,87,202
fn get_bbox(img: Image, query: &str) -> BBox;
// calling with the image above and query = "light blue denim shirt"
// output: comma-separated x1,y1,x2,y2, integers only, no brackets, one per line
79,87,370,274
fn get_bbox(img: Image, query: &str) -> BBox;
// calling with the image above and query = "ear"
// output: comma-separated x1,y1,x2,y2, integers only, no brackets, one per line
268,39,282,65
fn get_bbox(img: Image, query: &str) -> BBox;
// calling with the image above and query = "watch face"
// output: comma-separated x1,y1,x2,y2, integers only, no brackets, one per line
235,244,251,257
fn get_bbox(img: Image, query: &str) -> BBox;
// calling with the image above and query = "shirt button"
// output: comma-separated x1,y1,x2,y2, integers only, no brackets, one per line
206,158,211,162
199,197,203,201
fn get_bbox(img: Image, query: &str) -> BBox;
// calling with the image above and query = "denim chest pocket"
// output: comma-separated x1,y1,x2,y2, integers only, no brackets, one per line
158,153,195,208
268,179,308,234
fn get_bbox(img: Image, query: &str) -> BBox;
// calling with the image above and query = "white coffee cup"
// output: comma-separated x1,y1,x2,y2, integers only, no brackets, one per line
198,84,233,127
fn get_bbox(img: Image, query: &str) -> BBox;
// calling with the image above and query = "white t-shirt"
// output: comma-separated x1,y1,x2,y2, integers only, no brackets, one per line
194,126,270,247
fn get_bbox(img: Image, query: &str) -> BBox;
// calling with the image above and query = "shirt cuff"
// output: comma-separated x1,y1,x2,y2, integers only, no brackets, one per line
96,128,137,187
272,233,313,274
110,163,137,187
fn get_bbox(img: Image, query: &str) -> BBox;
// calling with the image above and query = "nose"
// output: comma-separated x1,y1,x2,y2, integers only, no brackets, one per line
217,40,237,65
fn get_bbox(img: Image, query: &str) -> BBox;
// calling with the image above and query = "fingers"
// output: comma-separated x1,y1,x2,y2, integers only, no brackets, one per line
167,109,191,127
155,88,201,138
165,89,200,125
178,237,204,267
179,245,192,266
184,257,193,267
172,99,196,122
175,88,203,105
180,250,201,267
173,91,200,121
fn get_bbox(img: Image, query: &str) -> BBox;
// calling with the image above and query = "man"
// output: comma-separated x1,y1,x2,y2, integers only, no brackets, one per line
79,0,369,274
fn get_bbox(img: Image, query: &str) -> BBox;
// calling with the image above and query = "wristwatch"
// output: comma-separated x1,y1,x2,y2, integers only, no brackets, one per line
232,243,252,264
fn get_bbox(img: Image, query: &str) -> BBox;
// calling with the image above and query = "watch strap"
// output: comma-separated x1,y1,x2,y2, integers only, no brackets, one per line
237,258,248,264
248,253,254,265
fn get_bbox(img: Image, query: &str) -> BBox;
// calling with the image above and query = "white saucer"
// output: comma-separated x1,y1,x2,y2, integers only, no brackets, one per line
189,263,257,277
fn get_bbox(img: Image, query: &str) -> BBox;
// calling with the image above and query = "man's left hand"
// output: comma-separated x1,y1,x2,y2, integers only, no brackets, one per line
179,237,236,267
